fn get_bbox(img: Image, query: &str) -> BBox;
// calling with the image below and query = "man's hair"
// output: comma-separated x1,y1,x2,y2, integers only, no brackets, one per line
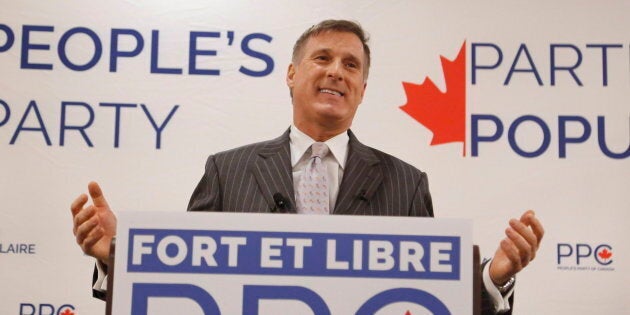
292,19,371,80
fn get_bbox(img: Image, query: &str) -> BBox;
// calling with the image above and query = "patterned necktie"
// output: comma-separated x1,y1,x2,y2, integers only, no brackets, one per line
296,142,330,214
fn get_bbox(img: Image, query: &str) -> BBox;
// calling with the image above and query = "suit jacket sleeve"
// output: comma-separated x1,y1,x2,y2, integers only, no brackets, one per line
188,155,223,212
410,171,434,218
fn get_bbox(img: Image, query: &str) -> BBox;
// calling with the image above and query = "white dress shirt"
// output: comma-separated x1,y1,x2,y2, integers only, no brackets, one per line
289,125,348,211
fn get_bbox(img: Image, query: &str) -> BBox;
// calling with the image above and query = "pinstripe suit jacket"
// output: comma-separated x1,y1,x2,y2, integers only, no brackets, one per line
187,128,433,216
185,128,513,315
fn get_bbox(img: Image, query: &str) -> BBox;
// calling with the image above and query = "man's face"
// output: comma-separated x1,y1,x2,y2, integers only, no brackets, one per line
287,31,367,136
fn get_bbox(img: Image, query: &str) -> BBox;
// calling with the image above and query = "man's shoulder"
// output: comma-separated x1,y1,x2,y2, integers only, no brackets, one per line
214,139,269,156
350,135,427,179
208,131,289,163
370,146,426,173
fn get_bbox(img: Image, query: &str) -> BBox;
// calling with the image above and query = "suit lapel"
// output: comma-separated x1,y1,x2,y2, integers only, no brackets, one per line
334,130,383,214
250,129,296,212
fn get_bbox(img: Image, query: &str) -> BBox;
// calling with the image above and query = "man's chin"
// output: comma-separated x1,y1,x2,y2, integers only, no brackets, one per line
316,112,353,129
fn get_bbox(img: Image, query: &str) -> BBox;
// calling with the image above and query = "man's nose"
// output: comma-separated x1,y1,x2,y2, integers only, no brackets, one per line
326,60,343,81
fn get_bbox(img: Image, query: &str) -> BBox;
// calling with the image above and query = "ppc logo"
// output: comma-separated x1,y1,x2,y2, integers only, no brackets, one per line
557,243,614,269
131,284,452,315
18,303,75,315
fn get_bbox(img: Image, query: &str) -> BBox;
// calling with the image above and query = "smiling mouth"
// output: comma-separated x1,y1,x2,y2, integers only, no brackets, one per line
320,88,344,97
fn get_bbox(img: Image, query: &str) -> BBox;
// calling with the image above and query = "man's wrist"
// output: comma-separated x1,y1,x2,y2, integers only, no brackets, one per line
482,259,513,312
495,276,516,295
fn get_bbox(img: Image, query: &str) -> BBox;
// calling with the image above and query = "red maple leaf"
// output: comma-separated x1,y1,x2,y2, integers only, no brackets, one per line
405,311,413,315
60,309,75,315
400,41,467,156
598,248,612,260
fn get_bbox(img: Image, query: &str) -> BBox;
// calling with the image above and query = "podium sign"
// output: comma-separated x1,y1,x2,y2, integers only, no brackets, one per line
110,212,472,314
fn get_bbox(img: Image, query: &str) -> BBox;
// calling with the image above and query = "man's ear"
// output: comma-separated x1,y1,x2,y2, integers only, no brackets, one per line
361,82,367,98
286,63,296,89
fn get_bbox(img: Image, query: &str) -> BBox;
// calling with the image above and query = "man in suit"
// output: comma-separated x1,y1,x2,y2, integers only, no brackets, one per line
71,20,543,314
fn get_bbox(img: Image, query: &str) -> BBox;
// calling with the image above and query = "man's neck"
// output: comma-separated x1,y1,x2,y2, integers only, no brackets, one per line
293,122,348,142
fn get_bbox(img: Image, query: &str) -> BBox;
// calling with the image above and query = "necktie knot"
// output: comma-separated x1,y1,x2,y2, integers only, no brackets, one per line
310,142,329,159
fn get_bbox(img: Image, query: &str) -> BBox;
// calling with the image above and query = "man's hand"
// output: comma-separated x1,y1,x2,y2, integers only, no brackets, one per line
489,210,544,285
70,181,117,264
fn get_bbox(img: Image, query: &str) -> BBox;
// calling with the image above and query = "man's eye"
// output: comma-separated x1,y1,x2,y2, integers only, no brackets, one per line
315,56,328,61
346,62,358,69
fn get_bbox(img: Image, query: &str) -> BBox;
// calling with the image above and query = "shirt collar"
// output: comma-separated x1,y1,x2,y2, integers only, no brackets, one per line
290,125,349,169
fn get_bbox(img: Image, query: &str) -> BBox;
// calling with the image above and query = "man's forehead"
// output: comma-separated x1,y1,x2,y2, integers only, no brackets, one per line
304,31,364,53
302,31,366,60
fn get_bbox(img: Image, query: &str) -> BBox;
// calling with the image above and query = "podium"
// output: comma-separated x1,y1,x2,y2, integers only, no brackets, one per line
106,212,481,314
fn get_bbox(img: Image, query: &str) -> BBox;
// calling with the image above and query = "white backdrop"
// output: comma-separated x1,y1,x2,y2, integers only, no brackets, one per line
1,1,628,314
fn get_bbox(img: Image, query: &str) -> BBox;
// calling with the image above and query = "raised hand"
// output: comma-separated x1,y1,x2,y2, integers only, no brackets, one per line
70,181,117,264
489,210,544,285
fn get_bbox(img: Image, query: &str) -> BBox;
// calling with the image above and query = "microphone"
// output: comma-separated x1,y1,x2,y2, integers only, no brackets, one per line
357,189,368,202
272,193,292,213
